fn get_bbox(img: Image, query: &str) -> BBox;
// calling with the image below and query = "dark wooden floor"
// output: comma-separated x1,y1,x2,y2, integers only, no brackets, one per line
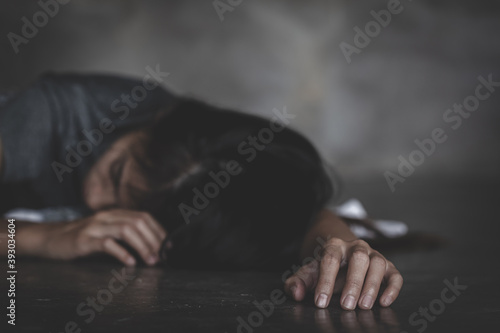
2,176,500,332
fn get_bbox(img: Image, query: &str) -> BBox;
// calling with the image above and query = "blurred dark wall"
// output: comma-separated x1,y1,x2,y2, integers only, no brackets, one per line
1,0,499,188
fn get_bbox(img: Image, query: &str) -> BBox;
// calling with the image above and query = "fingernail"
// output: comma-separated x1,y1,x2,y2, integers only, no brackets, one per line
343,295,356,310
290,285,297,298
148,256,157,265
316,293,329,308
360,295,374,309
381,296,393,307
126,257,136,266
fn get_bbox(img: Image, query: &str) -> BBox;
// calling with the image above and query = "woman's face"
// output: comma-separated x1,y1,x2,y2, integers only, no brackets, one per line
83,131,151,211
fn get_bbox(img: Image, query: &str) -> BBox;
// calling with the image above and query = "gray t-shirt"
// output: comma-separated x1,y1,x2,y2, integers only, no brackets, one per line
0,73,176,215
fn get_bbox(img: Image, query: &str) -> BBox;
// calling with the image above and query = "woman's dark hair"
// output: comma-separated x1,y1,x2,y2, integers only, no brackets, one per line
134,98,335,271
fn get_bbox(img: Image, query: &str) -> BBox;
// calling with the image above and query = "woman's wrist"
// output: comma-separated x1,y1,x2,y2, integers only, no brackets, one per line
299,210,357,260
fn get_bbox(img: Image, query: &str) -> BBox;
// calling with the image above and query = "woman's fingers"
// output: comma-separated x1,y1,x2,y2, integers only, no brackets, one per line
380,263,404,307
339,242,371,310
100,237,136,266
314,239,345,308
127,213,163,257
124,211,167,248
299,238,403,310
102,210,166,241
285,260,319,301
140,212,168,243
358,253,387,309
117,223,157,265
94,210,165,265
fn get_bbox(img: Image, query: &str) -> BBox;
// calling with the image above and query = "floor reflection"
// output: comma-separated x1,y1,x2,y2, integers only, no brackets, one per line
292,303,401,333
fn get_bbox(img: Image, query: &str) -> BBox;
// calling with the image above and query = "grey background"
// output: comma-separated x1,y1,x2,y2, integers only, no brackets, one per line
1,0,499,195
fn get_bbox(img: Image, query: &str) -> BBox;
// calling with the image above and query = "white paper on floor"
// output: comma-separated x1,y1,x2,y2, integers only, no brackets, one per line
333,199,408,239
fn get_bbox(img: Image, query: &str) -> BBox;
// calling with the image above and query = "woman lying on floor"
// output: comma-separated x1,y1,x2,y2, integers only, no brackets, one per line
0,73,402,311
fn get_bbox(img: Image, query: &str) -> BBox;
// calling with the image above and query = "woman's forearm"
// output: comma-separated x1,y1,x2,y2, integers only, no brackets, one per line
299,210,357,260
2,211,167,266
0,219,52,257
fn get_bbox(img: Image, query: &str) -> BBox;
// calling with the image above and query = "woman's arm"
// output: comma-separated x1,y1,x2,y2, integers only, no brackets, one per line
0,210,167,266
284,210,403,310
0,219,50,257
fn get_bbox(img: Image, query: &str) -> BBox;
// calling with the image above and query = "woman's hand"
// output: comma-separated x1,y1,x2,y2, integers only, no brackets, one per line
284,237,403,310
39,209,167,266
